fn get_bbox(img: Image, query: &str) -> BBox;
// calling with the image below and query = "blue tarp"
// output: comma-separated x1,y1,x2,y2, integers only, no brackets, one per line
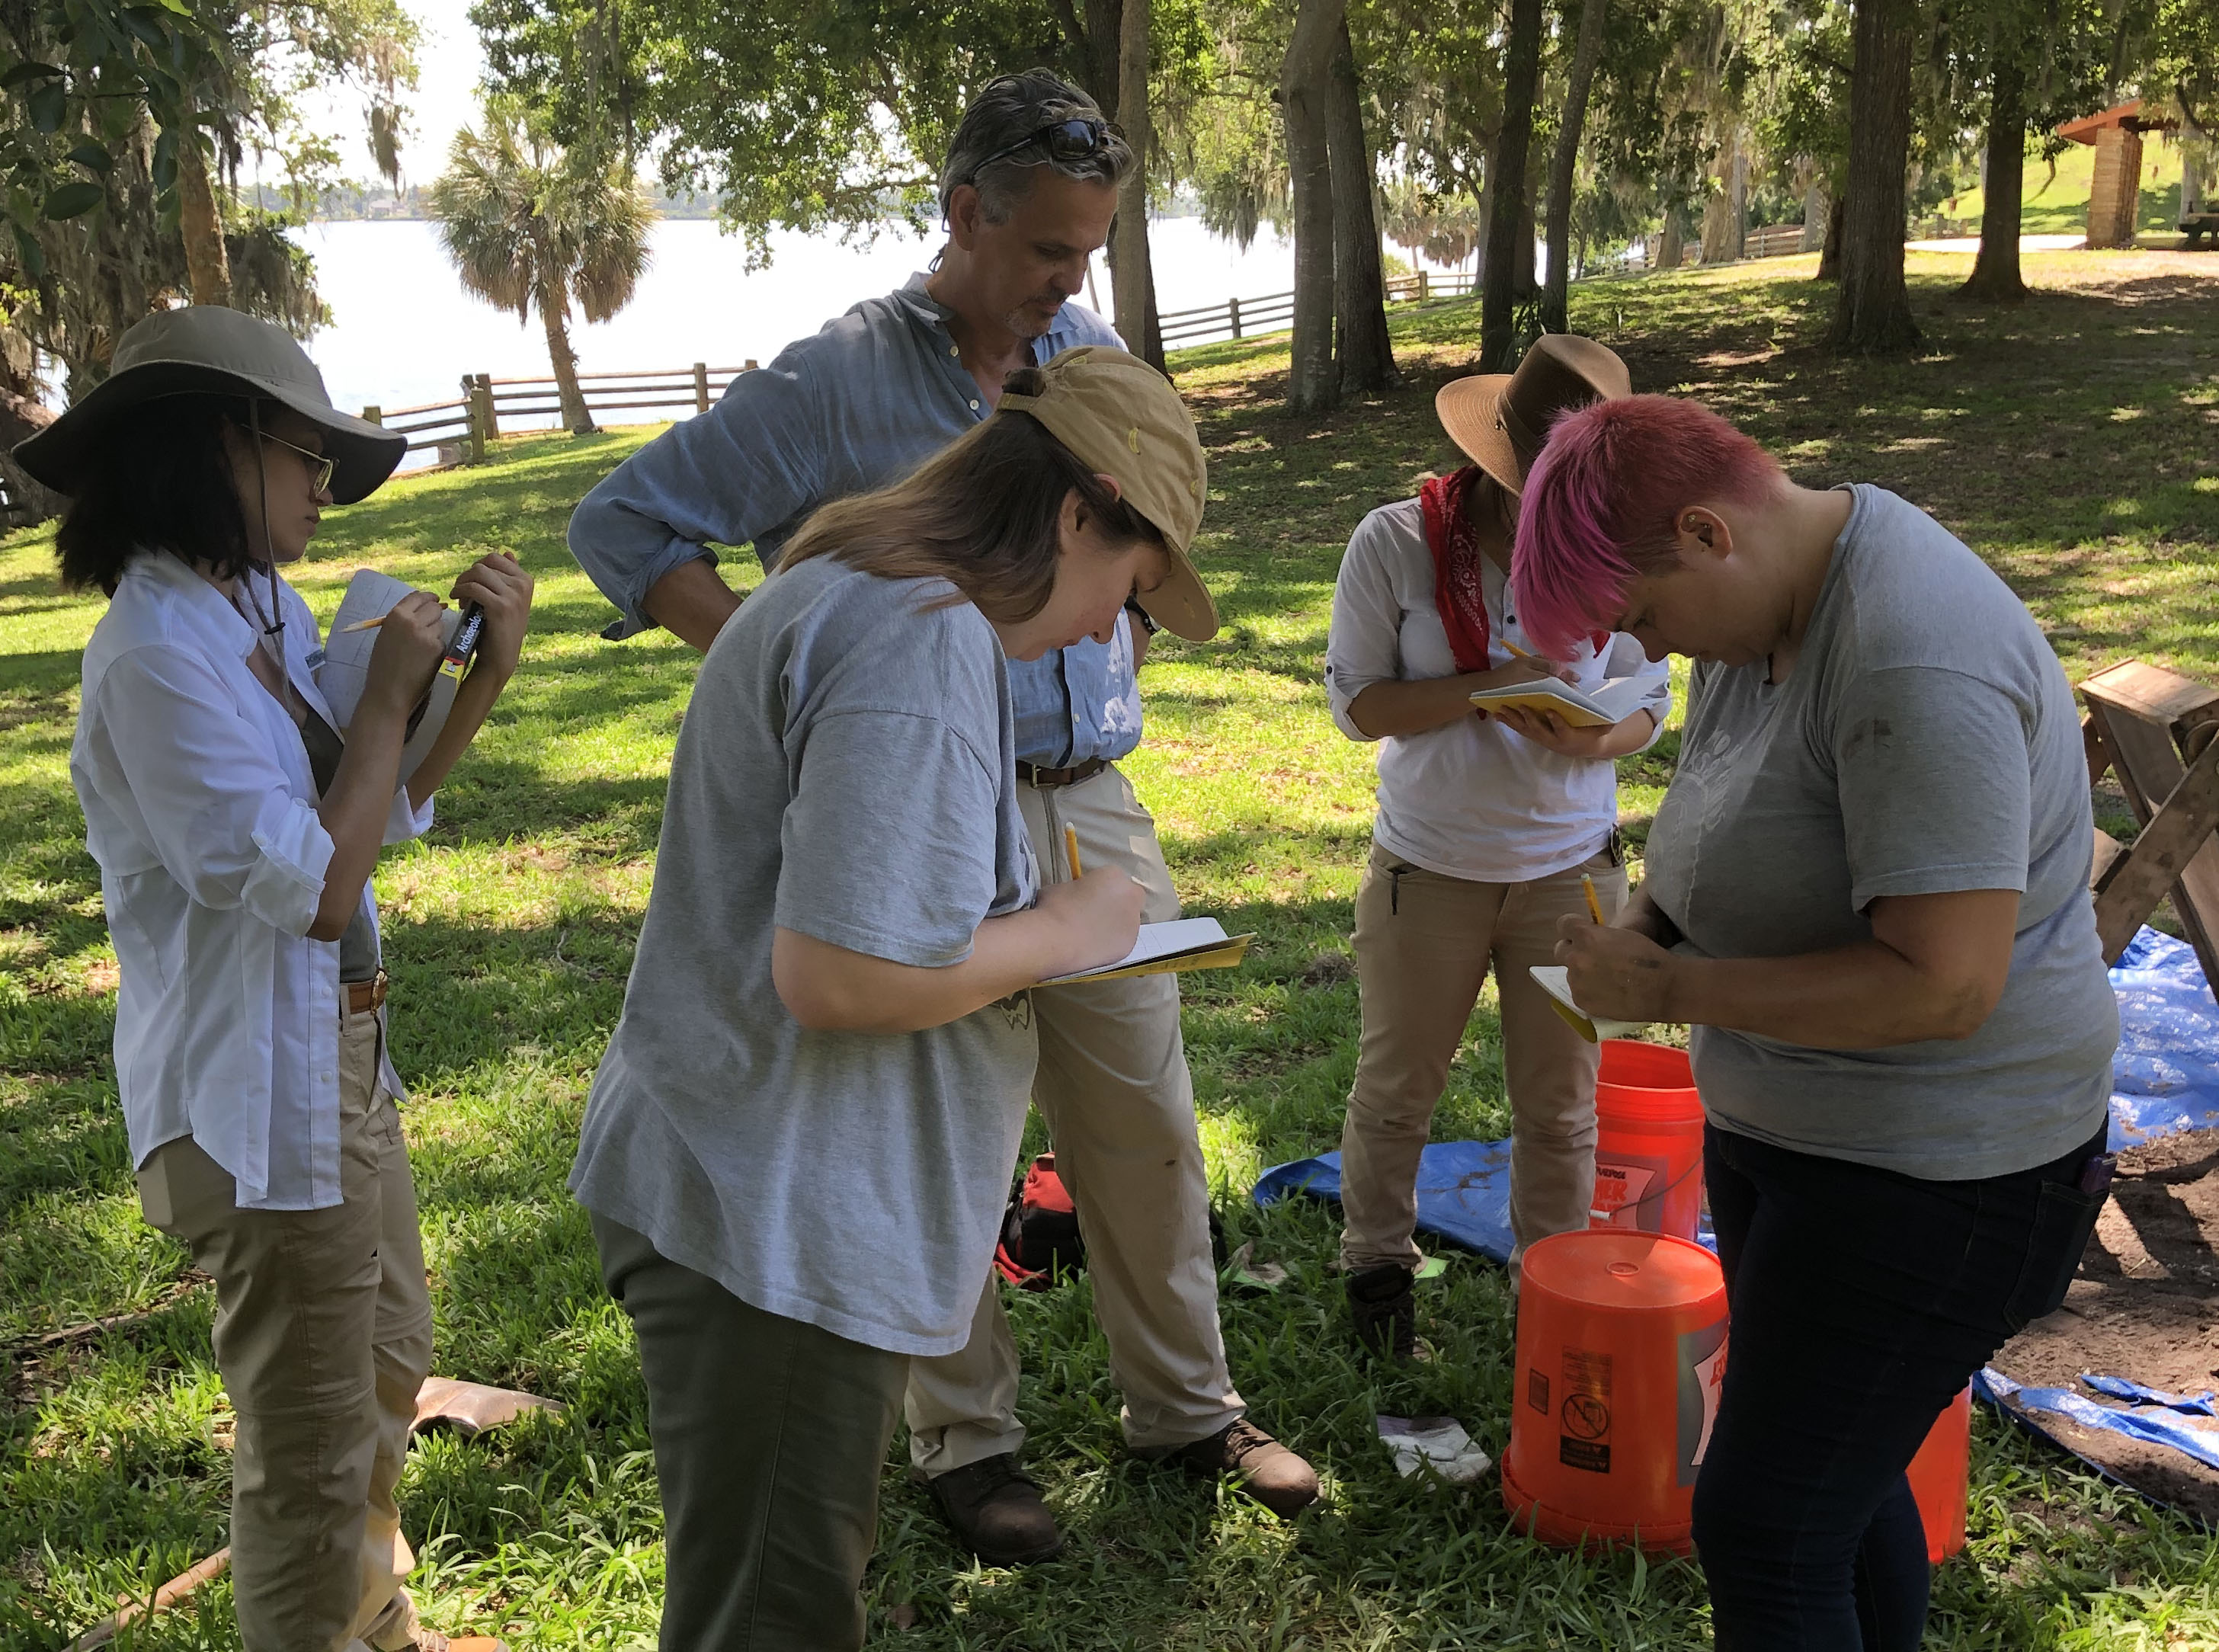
2105,926,2219,1147
1254,926,2219,1265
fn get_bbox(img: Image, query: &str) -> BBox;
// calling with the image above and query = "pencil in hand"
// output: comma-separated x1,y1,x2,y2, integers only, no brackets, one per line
1581,872,1606,927
343,613,388,632
1064,824,1084,882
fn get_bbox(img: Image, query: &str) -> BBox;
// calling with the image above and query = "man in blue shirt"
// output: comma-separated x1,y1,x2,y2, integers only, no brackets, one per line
567,71,1317,1564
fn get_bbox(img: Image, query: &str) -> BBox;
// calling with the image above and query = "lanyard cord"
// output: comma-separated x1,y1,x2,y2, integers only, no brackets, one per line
236,400,296,719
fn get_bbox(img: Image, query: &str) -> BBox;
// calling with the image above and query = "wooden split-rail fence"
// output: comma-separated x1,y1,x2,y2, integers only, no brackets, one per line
363,360,760,458
1156,267,1479,350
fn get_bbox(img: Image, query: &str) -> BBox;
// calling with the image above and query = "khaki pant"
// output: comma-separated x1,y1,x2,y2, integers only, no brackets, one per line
593,1215,908,1652
1339,843,1628,1276
137,1007,434,1652
905,763,1244,1471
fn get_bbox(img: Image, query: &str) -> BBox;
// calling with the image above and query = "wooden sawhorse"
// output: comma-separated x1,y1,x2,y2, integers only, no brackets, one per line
2081,660,2219,984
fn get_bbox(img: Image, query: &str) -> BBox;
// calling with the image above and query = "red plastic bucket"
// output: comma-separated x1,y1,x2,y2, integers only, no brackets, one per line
1590,1040,1706,1243
1907,1386,1972,1563
1502,1229,1729,1555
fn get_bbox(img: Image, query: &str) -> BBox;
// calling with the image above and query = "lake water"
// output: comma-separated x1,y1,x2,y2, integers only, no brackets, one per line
296,217,1459,459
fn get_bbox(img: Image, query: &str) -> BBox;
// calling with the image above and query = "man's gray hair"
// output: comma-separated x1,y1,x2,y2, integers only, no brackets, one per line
939,71,1133,223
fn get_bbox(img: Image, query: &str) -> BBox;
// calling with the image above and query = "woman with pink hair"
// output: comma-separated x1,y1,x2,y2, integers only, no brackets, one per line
1512,395,2118,1650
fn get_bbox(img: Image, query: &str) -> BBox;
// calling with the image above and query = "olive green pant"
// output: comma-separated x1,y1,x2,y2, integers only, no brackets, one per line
592,1215,909,1652
136,1008,433,1652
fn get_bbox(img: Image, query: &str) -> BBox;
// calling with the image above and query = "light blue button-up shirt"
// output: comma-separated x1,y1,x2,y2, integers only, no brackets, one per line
567,274,1139,768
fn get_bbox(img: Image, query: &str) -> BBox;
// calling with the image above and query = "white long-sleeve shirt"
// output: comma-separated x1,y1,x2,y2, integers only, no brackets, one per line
71,550,431,1211
1324,497,1670,883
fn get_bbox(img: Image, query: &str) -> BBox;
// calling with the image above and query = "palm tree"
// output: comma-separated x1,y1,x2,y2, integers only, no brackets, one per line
428,110,655,434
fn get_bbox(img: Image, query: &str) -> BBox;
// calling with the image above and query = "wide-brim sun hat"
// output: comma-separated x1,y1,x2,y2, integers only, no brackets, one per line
998,344,1218,642
1435,334,1632,494
15,305,406,506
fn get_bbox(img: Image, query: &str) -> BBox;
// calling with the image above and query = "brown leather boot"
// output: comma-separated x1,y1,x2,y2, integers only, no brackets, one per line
1346,1262,1417,1360
1164,1418,1320,1518
925,1453,1065,1565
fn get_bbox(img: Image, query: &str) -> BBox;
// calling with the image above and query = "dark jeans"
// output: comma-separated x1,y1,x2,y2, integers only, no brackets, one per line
593,1215,910,1652
1692,1120,2109,1652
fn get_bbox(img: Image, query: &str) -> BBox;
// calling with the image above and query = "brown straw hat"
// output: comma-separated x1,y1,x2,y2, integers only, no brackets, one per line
1434,335,1631,494
16,305,405,505
999,344,1218,641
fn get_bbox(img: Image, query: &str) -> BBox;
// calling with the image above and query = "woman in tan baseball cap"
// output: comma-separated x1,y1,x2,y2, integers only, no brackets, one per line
1323,335,1673,1357
566,346,1209,1648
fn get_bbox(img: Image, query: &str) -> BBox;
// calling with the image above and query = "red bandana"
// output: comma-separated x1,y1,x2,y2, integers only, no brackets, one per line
1420,466,1494,673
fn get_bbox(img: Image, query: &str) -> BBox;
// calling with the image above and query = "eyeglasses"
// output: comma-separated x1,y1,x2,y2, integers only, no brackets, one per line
261,429,335,495
969,117,1118,182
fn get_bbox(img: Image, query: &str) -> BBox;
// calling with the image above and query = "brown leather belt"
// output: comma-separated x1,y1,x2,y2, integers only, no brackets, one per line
343,971,389,1016
1018,757,1109,789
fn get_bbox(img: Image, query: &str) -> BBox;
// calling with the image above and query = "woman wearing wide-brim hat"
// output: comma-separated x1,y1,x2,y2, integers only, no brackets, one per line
27,305,528,1652
1323,335,1672,1356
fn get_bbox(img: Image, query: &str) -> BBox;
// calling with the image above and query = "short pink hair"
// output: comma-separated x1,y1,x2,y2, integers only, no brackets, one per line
1511,395,1784,658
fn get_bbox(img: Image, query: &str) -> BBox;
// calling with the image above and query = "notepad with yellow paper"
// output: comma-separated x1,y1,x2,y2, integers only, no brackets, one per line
1528,965,1651,1044
1042,918,1254,985
1468,673,1651,730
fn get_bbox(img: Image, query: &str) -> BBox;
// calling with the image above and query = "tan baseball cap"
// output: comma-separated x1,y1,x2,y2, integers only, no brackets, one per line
999,345,1218,642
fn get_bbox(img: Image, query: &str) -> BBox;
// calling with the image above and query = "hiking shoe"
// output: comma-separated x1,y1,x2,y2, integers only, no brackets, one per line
1164,1418,1320,1518
926,1453,1065,1565
1346,1262,1417,1360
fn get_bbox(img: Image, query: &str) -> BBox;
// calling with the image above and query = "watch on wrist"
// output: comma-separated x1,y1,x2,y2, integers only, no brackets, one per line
1124,597,1159,636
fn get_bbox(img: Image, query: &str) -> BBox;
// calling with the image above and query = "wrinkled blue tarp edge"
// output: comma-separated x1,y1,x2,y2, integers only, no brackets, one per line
1974,1368,2219,1530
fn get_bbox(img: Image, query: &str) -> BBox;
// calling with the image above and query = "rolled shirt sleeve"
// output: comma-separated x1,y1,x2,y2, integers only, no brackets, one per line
566,357,829,636
1835,665,2034,911
1599,632,1673,753
96,645,334,936
1324,514,1410,743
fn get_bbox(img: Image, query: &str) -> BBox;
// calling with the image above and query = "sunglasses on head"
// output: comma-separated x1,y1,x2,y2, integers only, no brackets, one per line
969,117,1117,181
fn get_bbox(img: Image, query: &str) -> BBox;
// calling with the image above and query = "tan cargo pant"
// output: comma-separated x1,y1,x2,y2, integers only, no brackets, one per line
1339,842,1628,1276
905,762,1244,1471
136,1007,434,1652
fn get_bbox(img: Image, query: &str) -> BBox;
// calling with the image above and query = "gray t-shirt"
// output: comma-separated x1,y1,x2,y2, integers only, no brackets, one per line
1643,485,2116,1180
569,555,1041,1355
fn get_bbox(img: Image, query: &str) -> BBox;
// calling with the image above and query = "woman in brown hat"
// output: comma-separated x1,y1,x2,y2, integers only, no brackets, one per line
28,305,527,1652
1323,335,1670,1355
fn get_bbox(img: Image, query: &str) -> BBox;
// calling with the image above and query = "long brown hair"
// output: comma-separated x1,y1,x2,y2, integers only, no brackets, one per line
780,367,1164,624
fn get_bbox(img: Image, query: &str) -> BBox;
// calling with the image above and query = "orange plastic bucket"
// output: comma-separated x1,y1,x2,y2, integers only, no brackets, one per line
1502,1230,1728,1554
1906,1386,1972,1563
1590,1040,1706,1242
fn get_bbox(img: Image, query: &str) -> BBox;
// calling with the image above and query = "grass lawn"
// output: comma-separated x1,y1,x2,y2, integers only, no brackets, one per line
5,249,2218,1649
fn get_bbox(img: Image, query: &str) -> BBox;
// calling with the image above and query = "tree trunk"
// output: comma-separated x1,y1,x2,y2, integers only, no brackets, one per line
1828,0,1920,352
1480,0,1544,370
1657,204,1684,271
1540,0,1607,334
539,277,595,434
1328,18,1399,394
1817,193,1846,278
1281,0,1345,411
1958,53,2028,303
1111,0,1163,369
176,130,233,308
1800,174,1830,251
1730,144,1747,261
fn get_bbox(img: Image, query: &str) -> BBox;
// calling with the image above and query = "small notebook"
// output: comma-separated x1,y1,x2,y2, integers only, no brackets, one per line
318,568,466,785
1468,674,1651,730
1042,917,1254,985
1528,965,1650,1044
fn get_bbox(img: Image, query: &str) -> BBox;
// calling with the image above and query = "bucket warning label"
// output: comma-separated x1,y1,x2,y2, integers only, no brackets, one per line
1676,1318,1729,1487
1528,1369,1550,1415
1590,1152,1670,1231
1558,1349,1613,1474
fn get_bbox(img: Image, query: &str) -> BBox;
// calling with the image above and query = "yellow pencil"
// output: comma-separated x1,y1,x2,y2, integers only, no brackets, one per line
1502,638,1532,660
1064,824,1084,881
343,613,388,632
1581,872,1606,927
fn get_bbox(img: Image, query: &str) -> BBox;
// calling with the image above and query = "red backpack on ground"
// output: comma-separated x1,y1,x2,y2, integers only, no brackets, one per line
994,1154,1085,1290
